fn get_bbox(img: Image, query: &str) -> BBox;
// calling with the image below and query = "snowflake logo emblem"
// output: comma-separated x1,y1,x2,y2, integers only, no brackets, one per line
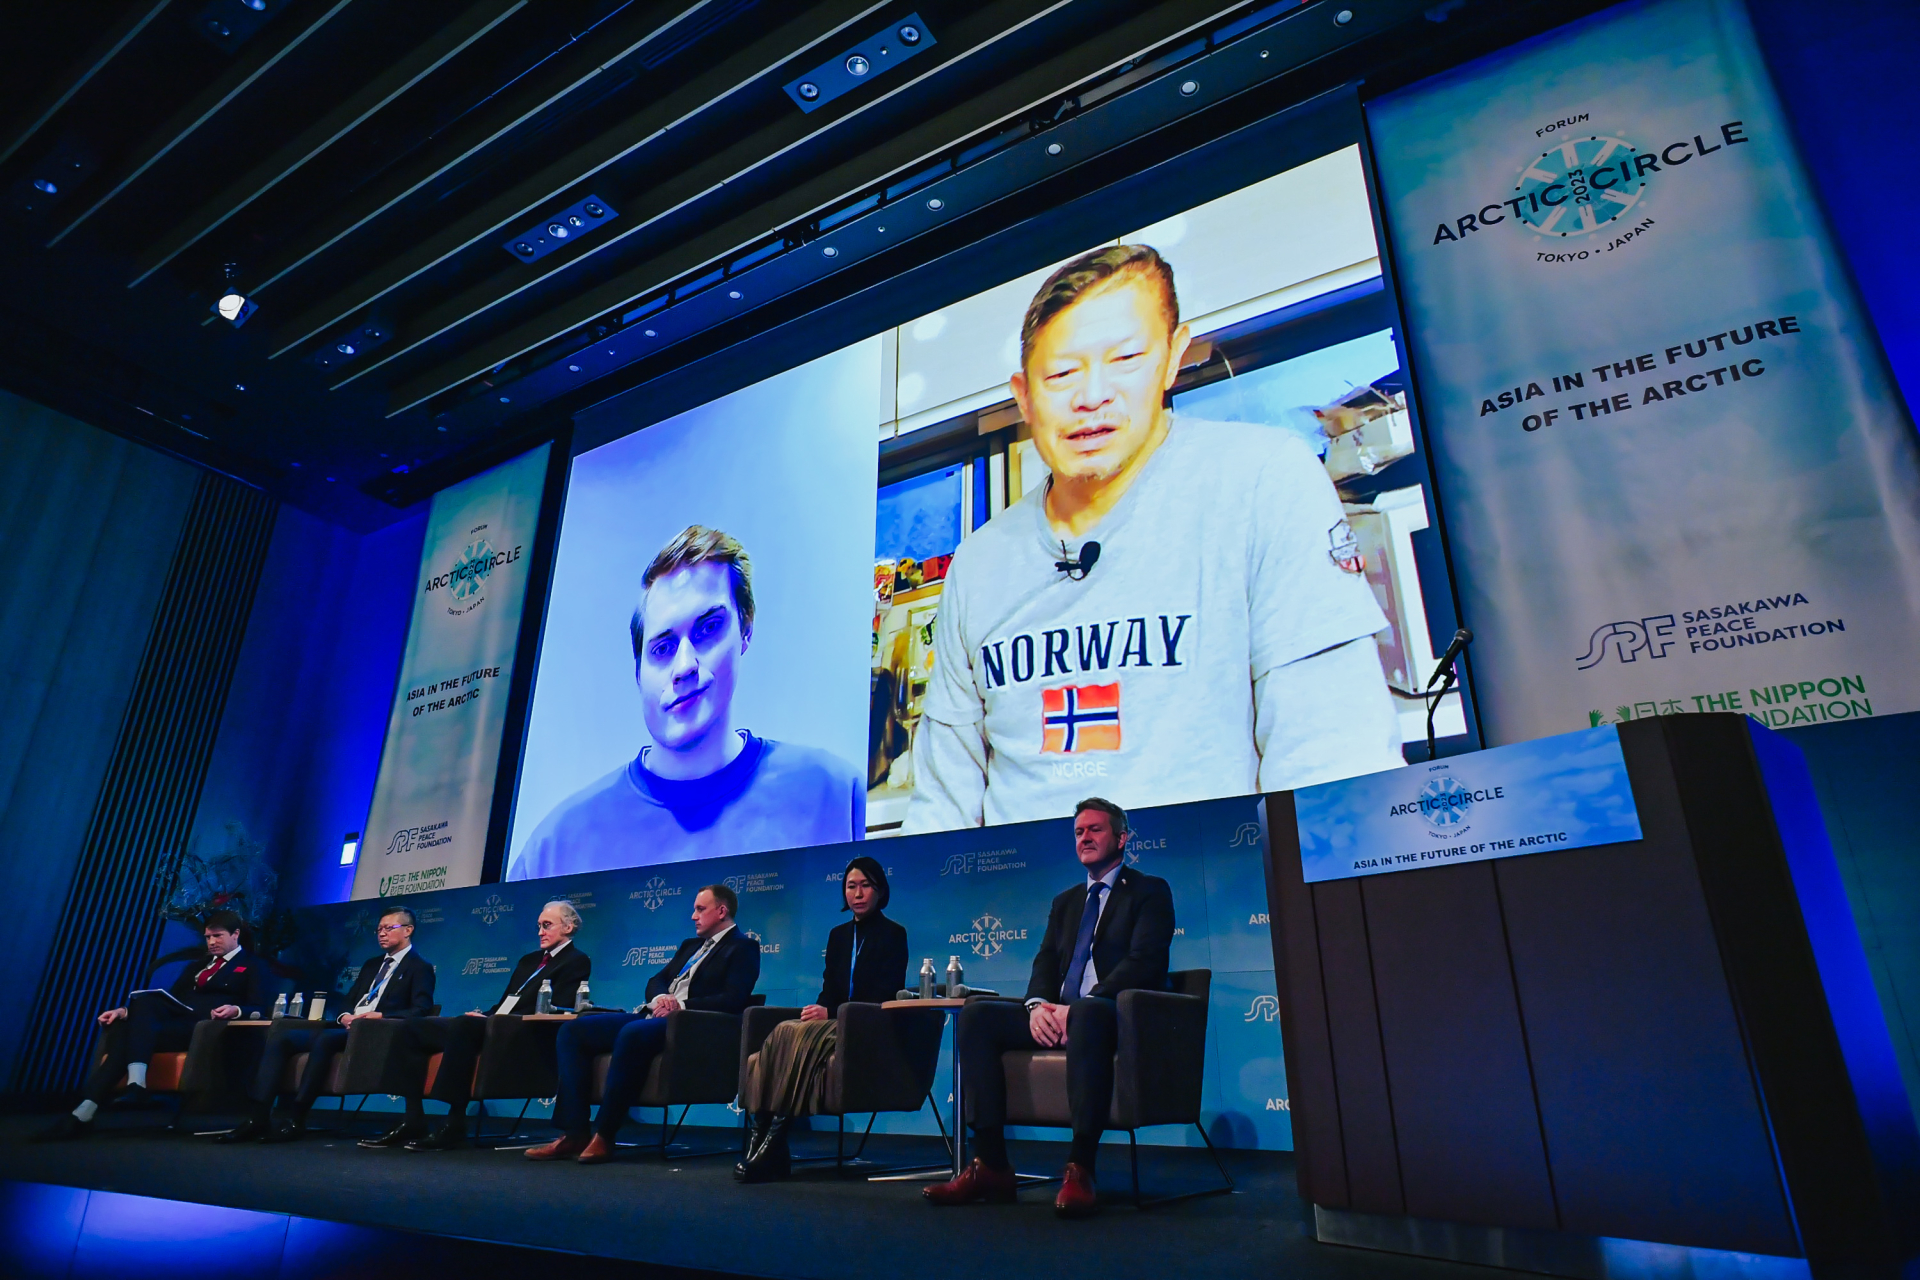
970,914,1004,959
449,539,495,602
638,877,673,911
473,894,511,925
1419,775,1474,831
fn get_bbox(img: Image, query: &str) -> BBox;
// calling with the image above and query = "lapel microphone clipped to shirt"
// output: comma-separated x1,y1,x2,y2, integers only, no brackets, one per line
1054,540,1101,580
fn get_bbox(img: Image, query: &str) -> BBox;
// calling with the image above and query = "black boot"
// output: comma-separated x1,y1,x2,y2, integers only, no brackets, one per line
215,1104,274,1144
260,1105,310,1143
735,1112,771,1181
741,1115,792,1183
358,1118,428,1149
406,1114,468,1151
29,1112,92,1143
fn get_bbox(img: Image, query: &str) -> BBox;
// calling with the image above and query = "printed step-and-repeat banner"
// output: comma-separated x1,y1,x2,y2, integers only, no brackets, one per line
295,794,1293,1149
353,445,551,900
1368,0,1920,744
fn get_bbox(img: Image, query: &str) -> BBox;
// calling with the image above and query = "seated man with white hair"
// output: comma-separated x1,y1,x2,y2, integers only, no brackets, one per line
379,899,592,1152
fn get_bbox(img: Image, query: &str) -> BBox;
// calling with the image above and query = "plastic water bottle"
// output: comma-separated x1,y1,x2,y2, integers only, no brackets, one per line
573,980,590,1013
918,958,936,1000
946,956,965,996
288,992,305,1020
271,993,287,1020
536,979,554,1015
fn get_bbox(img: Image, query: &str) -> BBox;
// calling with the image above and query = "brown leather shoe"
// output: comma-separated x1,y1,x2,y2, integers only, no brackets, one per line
1054,1162,1098,1218
923,1157,1019,1205
575,1133,616,1164
524,1133,589,1161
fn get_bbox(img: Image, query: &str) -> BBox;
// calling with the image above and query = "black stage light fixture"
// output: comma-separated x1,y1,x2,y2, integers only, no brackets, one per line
785,14,936,113
213,262,257,327
190,0,291,53
7,137,97,219
502,193,620,263
309,318,392,370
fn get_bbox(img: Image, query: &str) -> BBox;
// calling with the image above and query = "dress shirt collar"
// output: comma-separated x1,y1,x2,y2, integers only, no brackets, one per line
379,945,411,968
544,939,571,959
1085,861,1124,893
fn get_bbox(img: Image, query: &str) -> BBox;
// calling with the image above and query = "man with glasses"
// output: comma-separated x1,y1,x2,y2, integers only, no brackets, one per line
217,906,436,1143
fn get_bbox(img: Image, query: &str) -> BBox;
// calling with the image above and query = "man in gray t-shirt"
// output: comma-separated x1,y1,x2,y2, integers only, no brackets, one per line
905,245,1403,832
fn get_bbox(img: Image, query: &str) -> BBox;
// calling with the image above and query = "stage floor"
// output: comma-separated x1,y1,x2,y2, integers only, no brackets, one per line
0,1111,1521,1280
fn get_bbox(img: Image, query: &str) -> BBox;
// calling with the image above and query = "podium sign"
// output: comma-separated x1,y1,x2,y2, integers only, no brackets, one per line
1294,726,1642,883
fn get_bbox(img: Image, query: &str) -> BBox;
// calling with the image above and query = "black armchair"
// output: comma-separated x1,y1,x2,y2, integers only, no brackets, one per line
739,1000,949,1170
998,969,1232,1206
587,997,764,1156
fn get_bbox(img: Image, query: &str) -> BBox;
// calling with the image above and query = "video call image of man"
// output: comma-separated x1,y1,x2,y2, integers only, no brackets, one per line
34,909,268,1142
525,884,759,1165
923,797,1173,1217
510,525,864,879
905,245,1403,833
381,899,591,1152
218,906,436,1144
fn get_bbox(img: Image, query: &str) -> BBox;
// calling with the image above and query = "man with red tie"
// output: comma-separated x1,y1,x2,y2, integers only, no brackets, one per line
33,909,268,1141
382,899,592,1151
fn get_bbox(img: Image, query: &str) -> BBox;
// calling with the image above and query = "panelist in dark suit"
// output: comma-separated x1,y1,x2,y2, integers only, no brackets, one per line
924,797,1173,1216
34,910,268,1141
218,905,436,1143
736,855,908,1181
525,884,759,1165
389,899,592,1152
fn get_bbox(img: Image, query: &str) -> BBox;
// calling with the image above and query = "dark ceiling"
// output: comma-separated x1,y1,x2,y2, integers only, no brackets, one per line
0,0,1541,530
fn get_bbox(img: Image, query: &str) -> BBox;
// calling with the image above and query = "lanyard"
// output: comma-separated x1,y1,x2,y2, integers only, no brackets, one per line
848,925,862,1001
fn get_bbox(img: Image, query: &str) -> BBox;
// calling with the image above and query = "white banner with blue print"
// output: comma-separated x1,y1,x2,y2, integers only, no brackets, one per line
1293,726,1642,883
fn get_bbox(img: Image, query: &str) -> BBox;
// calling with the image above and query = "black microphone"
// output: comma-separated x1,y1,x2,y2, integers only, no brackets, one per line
1054,540,1102,581
1426,627,1473,690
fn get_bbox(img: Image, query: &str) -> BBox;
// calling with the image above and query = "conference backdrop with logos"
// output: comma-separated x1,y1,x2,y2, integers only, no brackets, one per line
295,793,1289,1150
323,0,1920,1145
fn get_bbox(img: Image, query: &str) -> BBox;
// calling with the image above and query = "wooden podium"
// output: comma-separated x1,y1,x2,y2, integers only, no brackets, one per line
1264,714,1919,1278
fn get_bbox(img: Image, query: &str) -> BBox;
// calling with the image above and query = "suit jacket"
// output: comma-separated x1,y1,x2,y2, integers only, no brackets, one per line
817,913,908,1015
167,947,270,1017
493,945,591,1012
338,949,436,1021
1024,865,1174,1003
644,928,759,1015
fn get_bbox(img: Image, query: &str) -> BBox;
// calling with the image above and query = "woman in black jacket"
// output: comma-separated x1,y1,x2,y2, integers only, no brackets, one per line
736,855,906,1182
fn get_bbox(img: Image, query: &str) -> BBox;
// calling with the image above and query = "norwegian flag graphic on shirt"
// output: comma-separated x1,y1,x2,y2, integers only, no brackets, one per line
1041,682,1121,752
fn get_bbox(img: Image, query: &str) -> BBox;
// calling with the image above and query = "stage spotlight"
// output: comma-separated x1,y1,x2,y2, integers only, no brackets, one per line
339,832,360,866
846,54,869,76
212,263,256,327
32,178,56,193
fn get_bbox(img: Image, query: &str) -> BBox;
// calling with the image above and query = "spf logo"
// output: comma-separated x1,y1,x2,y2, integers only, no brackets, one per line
1245,995,1279,1022
1227,822,1262,848
1576,615,1676,669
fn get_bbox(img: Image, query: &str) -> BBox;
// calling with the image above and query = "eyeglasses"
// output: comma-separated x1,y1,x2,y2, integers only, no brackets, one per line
376,923,411,934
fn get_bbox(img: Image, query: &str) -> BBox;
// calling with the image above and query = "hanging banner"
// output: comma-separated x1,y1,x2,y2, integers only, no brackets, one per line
354,444,551,899
1367,0,1920,744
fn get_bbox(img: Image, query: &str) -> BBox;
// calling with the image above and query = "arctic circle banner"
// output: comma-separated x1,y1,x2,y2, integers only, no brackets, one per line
1367,0,1920,743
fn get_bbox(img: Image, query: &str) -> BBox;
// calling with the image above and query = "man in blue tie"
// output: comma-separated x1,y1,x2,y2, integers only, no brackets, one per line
924,797,1174,1217
217,906,436,1143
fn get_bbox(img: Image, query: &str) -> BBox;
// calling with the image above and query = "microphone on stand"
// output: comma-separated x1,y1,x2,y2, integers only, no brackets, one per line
1426,627,1473,690
1425,627,1472,761
1054,540,1102,581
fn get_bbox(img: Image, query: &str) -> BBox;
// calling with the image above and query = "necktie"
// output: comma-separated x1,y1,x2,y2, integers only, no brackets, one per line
196,954,225,989
1061,882,1108,1002
366,957,394,1007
